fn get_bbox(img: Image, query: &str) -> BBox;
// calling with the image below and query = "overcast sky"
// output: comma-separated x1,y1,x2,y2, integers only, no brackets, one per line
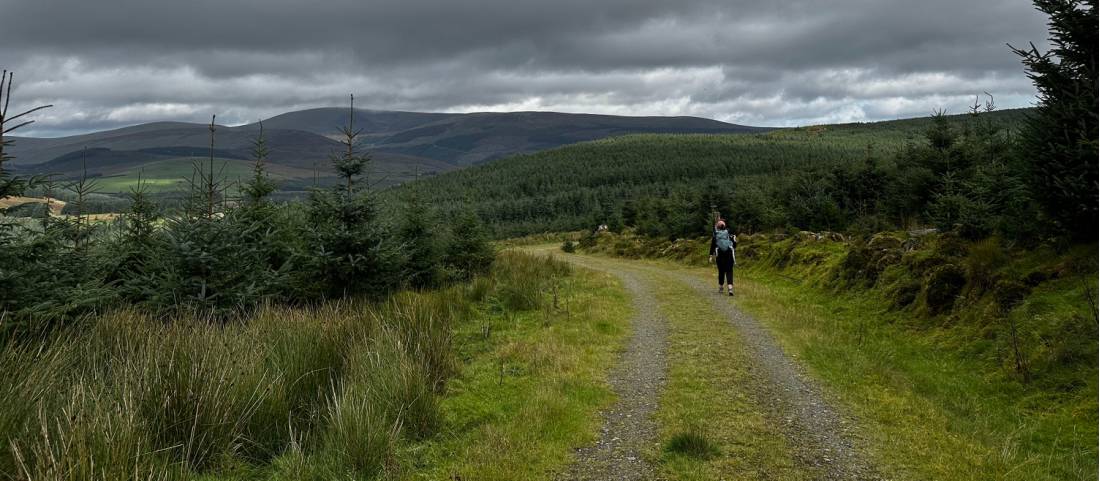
3,0,1050,137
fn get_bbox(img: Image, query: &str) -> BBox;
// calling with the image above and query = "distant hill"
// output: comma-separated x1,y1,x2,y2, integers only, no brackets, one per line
387,108,1033,237
7,121,455,192
250,109,768,165
8,109,766,193
257,108,458,139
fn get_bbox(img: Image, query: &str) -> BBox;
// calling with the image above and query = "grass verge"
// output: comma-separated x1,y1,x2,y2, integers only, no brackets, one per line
733,266,1097,480
396,251,631,480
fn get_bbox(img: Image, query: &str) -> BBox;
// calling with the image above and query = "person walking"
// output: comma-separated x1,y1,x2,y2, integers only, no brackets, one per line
709,218,737,296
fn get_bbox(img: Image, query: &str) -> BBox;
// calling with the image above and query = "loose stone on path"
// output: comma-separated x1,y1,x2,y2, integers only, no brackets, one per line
557,260,669,481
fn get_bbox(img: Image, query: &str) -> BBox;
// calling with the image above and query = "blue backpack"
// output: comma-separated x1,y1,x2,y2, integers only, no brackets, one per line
715,229,733,252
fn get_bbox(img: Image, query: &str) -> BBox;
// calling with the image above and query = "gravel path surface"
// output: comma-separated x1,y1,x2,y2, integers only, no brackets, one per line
557,257,668,481
672,271,882,481
544,248,880,480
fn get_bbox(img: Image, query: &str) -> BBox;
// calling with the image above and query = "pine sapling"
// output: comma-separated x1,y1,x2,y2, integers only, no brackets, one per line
243,120,276,205
68,147,101,253
332,94,369,196
185,115,231,219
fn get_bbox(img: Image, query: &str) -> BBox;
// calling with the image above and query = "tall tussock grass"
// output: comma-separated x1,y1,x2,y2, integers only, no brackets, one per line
0,250,572,480
492,251,572,312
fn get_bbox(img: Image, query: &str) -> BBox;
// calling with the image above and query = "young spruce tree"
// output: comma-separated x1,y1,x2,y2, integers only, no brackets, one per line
150,115,263,314
444,203,494,281
304,95,399,297
231,120,297,301
107,174,162,303
397,180,445,288
0,70,81,327
1011,0,1098,240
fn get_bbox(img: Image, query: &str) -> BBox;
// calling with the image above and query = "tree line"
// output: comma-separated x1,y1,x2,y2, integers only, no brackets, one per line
0,92,494,330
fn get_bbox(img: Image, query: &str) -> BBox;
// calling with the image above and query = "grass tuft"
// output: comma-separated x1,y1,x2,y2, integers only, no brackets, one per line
665,426,720,460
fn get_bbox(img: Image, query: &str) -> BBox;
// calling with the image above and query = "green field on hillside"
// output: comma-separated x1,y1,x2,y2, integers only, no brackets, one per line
91,158,305,194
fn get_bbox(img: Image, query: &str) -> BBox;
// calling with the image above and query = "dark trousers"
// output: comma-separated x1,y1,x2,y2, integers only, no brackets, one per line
715,250,734,285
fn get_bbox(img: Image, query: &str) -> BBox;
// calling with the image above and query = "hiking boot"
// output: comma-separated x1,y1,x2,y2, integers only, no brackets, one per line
727,288,734,297
718,286,723,294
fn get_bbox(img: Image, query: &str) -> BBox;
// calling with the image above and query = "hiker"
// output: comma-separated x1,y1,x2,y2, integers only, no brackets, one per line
709,218,736,296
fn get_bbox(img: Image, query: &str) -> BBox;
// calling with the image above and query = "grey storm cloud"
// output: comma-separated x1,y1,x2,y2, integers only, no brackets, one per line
1,0,1051,136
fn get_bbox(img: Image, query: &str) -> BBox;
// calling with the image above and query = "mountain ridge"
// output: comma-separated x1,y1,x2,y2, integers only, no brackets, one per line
8,108,765,190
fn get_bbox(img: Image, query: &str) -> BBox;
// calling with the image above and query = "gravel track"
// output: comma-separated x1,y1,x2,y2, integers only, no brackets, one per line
550,250,879,480
671,270,882,481
557,257,669,481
